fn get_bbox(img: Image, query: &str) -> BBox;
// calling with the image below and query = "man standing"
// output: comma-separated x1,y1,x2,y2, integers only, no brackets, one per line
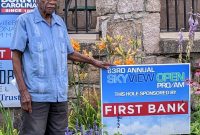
11,0,112,134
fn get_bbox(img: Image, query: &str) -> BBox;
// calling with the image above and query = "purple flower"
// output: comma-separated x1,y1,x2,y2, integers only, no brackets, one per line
93,121,98,131
80,125,83,135
178,29,184,45
65,127,73,135
188,14,199,38
189,14,194,26
85,130,91,135
65,132,73,135
95,131,100,135
89,128,94,135
75,119,79,132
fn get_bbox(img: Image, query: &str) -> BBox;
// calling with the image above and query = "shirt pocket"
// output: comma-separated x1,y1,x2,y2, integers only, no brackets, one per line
29,37,48,77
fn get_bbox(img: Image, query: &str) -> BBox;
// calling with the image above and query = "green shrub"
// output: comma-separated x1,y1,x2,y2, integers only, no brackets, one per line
191,105,200,135
68,90,101,131
0,102,19,135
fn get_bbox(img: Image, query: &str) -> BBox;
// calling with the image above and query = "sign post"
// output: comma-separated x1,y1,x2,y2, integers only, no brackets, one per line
101,64,190,135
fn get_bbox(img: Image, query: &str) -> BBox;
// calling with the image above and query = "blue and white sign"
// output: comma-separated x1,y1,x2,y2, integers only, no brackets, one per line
0,0,36,15
0,15,18,47
101,64,190,135
0,60,20,107
0,1,35,107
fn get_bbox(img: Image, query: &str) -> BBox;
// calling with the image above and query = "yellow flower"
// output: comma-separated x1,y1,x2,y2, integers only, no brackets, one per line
79,72,88,80
106,35,113,43
115,35,124,42
88,52,93,57
125,57,135,65
98,42,106,51
113,59,122,65
129,39,142,48
83,49,89,56
83,49,93,57
137,39,142,46
115,47,124,56
71,39,80,51
128,39,135,45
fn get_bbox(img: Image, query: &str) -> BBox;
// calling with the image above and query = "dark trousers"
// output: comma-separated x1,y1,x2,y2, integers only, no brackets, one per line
20,102,68,135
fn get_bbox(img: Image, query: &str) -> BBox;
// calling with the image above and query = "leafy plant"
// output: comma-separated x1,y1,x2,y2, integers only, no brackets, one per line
113,132,122,135
178,9,199,63
68,39,100,132
68,91,101,129
96,35,142,65
186,69,200,135
67,36,142,134
177,10,200,134
191,105,200,135
0,102,18,135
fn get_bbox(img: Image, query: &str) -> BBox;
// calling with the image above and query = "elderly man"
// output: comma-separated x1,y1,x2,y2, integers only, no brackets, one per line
11,0,112,134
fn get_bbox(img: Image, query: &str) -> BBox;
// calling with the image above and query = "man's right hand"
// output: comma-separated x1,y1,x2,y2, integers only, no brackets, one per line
12,50,32,113
20,90,32,113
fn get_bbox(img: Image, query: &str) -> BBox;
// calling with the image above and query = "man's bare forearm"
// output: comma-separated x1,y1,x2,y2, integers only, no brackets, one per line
68,51,94,64
12,50,28,94
68,51,114,69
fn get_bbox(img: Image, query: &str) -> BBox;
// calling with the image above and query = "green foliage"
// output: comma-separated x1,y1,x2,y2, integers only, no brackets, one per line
177,13,200,135
68,90,101,131
191,105,200,135
68,44,102,132
0,102,19,135
113,131,123,135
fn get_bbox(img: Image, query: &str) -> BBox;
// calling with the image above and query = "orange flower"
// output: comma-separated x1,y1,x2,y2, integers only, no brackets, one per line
113,59,122,65
71,39,80,51
125,57,135,65
98,42,106,51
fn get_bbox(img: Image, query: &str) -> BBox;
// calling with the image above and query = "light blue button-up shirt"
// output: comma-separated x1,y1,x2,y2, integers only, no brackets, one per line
11,7,74,102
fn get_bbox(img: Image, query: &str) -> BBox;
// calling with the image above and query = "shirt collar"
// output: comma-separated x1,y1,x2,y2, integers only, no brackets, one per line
34,7,62,26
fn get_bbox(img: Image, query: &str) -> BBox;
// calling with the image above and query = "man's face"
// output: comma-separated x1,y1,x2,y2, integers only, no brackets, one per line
37,0,57,15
